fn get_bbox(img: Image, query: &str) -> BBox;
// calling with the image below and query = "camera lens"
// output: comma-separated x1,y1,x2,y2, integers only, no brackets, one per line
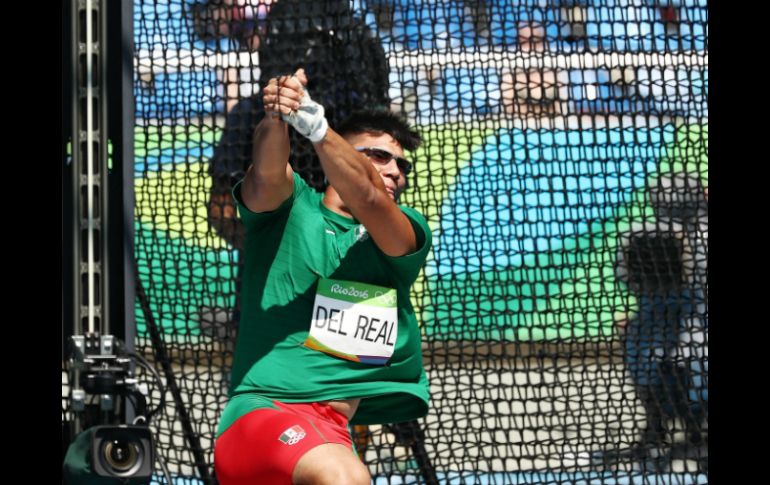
91,426,152,480
103,439,139,473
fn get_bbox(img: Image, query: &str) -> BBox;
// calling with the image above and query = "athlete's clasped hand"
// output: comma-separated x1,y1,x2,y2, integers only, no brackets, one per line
263,68,328,142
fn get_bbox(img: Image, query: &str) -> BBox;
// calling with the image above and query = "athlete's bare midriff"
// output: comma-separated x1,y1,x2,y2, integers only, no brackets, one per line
319,398,360,420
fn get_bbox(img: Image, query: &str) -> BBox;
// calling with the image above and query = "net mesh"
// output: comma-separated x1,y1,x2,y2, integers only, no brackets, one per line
67,0,708,483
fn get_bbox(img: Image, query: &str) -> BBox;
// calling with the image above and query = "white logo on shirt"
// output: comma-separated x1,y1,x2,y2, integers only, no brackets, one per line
355,225,369,242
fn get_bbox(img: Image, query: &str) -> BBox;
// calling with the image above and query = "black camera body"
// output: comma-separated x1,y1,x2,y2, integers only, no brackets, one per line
63,425,154,485
64,335,158,484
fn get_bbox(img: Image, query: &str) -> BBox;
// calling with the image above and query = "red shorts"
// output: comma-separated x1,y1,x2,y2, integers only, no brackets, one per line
214,401,354,485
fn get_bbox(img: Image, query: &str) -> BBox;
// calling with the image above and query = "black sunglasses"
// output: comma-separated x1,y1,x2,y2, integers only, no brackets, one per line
354,147,413,175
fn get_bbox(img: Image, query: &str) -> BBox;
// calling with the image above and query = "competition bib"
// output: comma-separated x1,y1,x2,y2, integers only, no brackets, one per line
304,278,397,365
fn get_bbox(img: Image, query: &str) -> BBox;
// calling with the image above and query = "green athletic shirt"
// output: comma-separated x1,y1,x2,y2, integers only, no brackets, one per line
217,172,432,437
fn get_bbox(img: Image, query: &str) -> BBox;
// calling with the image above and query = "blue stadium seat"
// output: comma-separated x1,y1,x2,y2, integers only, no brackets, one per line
583,0,707,52
388,66,501,124
585,1,657,52
135,0,206,52
136,70,218,119
487,0,561,48
384,0,476,50
135,0,225,119
442,68,502,117
568,69,603,113
649,0,707,51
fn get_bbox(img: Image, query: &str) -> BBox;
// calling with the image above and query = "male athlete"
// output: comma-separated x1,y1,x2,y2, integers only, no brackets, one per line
214,68,431,485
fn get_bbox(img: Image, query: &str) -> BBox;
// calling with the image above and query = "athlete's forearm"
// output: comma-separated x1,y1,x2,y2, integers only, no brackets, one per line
313,129,387,210
249,115,290,183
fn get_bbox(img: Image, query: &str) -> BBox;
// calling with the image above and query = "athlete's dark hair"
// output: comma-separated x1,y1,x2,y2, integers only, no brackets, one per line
337,109,422,152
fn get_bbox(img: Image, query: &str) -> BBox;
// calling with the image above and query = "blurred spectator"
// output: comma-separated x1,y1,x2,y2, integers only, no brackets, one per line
596,174,707,471
191,0,275,112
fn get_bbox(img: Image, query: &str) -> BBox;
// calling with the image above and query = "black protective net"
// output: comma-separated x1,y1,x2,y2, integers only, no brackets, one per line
124,0,707,482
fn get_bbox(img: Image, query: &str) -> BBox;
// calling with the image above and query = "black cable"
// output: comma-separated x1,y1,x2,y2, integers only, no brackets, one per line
127,349,174,482
153,431,174,485
135,267,212,481
128,350,167,421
